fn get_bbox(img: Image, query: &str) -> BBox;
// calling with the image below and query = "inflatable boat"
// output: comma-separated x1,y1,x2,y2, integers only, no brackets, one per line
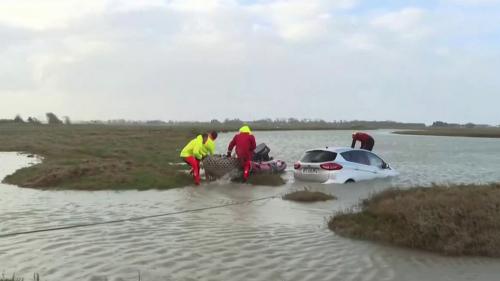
202,143,287,179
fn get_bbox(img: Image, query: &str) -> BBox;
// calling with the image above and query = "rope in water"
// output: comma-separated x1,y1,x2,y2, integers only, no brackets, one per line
0,195,279,239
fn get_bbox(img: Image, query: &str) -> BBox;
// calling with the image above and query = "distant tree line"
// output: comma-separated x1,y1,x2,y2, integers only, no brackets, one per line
0,113,71,125
3,115,496,130
431,121,492,129
84,118,427,130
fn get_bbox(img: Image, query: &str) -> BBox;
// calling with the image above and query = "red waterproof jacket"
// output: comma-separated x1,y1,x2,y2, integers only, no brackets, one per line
352,132,373,143
351,132,374,148
228,132,256,161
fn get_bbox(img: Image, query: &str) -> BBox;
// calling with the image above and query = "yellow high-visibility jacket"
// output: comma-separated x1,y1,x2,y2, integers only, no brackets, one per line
203,138,216,156
180,135,216,160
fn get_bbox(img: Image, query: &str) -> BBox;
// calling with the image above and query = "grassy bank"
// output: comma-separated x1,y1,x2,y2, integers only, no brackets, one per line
329,183,500,257
0,124,201,190
394,128,500,138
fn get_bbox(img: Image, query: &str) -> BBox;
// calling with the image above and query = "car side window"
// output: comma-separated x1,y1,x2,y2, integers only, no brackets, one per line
342,151,370,166
341,151,353,162
356,151,371,166
366,152,384,168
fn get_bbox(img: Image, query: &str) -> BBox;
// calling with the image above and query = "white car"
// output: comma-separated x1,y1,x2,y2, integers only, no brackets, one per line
293,147,398,184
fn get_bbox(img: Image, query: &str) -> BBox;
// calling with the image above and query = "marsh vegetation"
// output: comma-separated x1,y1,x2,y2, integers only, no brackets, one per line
0,273,39,281
329,183,500,257
283,188,336,202
0,124,288,189
394,128,500,138
0,124,197,189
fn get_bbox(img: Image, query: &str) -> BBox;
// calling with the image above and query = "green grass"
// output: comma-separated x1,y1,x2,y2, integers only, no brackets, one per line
393,128,500,138
329,183,500,257
0,124,199,190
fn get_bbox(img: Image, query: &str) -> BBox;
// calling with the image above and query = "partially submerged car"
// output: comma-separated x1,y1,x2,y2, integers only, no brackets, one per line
293,147,398,184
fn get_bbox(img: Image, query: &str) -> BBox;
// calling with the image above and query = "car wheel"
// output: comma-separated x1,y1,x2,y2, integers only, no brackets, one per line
345,179,355,184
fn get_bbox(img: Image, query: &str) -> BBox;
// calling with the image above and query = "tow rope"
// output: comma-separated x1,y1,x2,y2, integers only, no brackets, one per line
0,195,279,239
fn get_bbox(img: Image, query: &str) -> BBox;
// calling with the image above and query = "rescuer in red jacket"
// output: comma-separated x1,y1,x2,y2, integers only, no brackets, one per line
351,132,375,151
227,125,257,181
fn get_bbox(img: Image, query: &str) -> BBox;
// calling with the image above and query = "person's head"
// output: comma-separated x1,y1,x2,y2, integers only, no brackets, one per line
209,131,218,140
202,133,209,143
239,125,252,134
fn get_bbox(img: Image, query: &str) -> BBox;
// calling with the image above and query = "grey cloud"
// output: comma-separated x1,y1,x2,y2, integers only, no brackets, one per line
0,1,499,124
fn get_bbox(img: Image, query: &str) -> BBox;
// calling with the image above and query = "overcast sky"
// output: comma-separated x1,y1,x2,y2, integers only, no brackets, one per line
1,0,499,124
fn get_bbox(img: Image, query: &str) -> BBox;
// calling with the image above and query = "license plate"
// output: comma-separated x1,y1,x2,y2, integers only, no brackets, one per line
303,168,319,174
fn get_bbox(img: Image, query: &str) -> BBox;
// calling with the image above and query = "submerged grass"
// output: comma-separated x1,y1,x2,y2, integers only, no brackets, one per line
0,273,39,281
0,124,199,190
329,183,500,257
0,276,22,281
247,174,286,186
283,187,336,202
393,128,500,138
0,272,147,281
229,173,286,186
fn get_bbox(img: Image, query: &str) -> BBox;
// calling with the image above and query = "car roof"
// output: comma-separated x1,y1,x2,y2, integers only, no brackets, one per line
306,146,355,153
302,147,388,163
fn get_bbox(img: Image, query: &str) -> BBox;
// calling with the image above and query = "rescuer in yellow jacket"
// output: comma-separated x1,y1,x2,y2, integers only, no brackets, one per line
180,131,218,185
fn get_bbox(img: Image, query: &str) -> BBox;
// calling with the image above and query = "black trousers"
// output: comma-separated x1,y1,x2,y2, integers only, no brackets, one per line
361,138,375,151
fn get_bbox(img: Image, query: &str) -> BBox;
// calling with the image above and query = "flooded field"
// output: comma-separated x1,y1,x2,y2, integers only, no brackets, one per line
2,130,500,281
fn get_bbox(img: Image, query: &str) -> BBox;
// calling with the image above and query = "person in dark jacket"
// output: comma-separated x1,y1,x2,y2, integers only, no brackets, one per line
351,132,375,151
227,125,256,181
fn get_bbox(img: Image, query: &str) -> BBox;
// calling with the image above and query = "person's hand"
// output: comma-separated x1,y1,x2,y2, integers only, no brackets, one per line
226,152,231,158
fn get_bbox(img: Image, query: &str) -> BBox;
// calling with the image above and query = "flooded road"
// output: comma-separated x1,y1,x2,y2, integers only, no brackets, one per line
2,130,500,281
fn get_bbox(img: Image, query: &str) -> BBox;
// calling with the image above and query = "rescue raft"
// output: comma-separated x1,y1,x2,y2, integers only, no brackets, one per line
202,143,287,179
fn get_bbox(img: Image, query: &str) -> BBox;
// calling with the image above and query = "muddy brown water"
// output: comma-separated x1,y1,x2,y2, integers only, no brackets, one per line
2,130,500,281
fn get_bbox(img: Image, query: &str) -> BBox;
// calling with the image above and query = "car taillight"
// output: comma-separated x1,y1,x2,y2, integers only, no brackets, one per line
320,163,343,170
294,162,301,169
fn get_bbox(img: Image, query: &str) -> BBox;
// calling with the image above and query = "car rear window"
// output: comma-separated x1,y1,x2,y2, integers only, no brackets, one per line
300,150,337,163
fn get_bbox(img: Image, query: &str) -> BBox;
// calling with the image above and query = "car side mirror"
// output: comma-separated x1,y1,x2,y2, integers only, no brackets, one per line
381,162,388,169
